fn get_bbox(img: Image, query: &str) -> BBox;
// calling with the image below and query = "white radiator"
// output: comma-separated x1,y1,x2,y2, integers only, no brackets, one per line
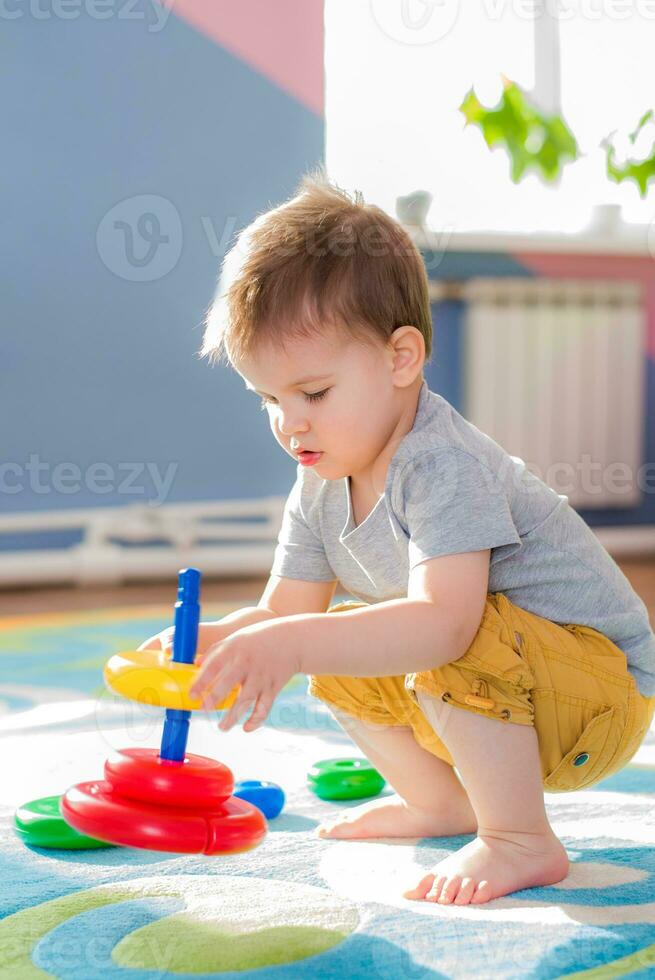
460,278,646,510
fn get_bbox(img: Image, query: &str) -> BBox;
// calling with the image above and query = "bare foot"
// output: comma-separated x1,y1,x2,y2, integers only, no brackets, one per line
316,792,478,841
403,827,569,905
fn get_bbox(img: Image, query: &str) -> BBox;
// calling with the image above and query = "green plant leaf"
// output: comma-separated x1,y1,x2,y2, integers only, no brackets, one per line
459,79,579,184
630,109,654,143
603,109,655,197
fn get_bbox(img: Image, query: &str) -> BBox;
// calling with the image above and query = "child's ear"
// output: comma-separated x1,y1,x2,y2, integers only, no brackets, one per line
389,326,425,385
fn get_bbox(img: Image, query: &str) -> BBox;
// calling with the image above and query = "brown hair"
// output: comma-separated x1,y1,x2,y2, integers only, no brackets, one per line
200,166,433,368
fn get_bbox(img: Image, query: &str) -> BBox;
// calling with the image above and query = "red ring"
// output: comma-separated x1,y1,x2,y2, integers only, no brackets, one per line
104,748,233,808
62,748,265,855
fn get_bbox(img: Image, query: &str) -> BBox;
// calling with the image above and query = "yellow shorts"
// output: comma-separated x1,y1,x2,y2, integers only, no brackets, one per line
309,592,655,794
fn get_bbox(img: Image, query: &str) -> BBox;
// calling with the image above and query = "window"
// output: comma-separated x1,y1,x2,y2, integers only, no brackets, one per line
325,1,655,235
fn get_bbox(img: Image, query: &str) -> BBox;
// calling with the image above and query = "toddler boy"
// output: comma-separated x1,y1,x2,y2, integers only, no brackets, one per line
141,170,655,906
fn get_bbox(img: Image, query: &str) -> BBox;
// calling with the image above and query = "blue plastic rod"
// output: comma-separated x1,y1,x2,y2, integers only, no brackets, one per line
159,568,201,763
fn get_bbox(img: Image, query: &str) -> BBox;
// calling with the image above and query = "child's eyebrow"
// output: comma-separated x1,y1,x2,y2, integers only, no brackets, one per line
245,374,332,396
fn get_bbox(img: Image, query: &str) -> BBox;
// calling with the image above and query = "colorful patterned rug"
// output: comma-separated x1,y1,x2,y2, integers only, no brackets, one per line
2,602,655,979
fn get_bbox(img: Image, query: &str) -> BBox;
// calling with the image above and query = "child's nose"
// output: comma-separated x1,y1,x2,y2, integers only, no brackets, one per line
279,415,309,436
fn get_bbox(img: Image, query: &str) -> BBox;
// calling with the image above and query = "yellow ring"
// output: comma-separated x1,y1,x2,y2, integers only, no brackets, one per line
104,649,239,711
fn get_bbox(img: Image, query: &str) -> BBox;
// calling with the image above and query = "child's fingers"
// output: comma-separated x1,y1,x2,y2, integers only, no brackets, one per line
159,628,175,650
208,667,242,710
199,688,217,715
137,628,175,653
218,691,257,732
190,657,237,706
243,693,272,732
189,645,230,698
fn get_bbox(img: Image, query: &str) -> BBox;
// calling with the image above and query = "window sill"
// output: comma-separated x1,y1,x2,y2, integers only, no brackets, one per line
406,224,653,257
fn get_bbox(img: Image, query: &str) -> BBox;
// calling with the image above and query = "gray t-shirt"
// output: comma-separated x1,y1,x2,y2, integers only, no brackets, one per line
271,379,655,697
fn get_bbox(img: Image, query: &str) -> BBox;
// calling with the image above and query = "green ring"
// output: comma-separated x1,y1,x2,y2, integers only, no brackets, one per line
14,794,115,850
307,758,385,800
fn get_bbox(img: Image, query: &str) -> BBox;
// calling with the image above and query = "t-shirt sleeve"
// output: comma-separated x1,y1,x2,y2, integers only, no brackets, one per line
270,468,336,582
399,448,522,570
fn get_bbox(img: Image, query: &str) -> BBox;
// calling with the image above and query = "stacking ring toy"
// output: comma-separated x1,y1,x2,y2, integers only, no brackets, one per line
60,568,267,856
62,749,265,855
14,795,115,850
307,758,386,800
233,780,285,820
104,649,238,712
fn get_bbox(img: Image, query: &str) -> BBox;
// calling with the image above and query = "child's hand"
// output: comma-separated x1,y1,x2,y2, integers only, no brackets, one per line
189,619,301,733
137,622,233,663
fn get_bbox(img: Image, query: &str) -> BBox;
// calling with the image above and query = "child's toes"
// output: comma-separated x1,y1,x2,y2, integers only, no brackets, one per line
453,878,477,904
425,875,448,902
435,877,463,904
402,873,435,900
316,822,341,839
471,880,493,904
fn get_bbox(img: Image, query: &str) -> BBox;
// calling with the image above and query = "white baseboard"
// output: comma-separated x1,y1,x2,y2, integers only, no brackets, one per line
592,525,655,559
0,498,286,588
0,502,652,589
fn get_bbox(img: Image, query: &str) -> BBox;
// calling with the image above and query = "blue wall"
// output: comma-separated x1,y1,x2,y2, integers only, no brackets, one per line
1,2,323,522
2,8,650,548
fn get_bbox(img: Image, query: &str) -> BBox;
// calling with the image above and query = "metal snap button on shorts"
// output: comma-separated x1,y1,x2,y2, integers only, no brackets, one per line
309,593,655,793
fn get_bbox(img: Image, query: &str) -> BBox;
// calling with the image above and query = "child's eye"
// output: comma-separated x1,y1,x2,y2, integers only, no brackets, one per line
259,388,330,410
305,388,330,403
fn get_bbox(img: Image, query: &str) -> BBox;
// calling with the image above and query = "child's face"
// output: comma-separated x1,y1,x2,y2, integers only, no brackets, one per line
234,329,402,483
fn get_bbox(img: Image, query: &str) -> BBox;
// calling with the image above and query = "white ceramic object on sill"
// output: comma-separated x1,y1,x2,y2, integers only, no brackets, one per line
586,202,623,237
395,190,433,227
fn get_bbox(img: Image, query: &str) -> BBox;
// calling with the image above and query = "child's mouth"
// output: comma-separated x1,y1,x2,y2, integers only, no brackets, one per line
298,451,323,466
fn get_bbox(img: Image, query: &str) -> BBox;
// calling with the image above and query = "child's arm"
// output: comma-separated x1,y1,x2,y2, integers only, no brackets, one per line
191,550,491,732
298,549,490,676
258,573,339,618
294,598,468,676
138,575,338,658
137,606,278,658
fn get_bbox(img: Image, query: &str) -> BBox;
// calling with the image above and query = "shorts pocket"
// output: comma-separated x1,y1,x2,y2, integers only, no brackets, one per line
543,705,620,792
457,625,535,693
